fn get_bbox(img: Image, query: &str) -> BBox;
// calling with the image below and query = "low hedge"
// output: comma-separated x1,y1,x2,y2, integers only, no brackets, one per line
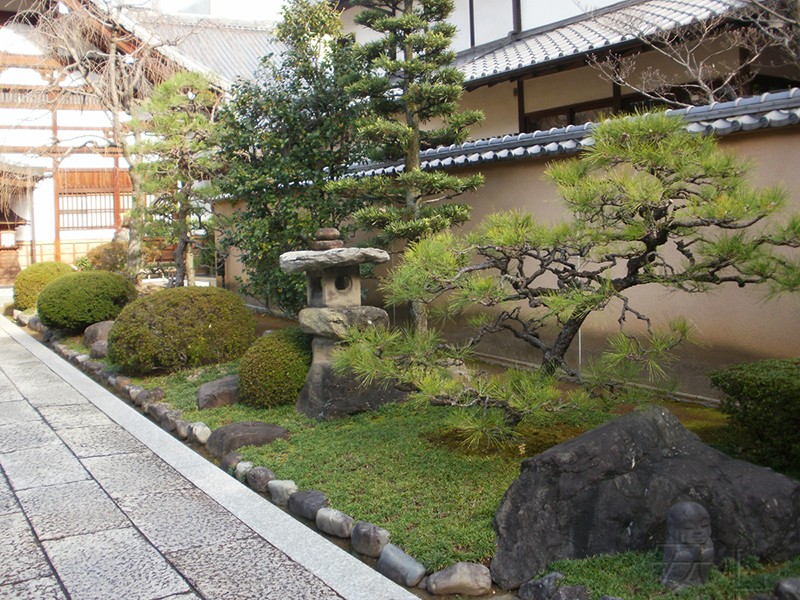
37,270,137,333
709,358,800,469
238,327,312,409
108,286,256,374
13,261,74,311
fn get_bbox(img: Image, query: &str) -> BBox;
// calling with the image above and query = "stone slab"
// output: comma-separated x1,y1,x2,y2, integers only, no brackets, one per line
0,476,17,516
57,424,148,458
0,575,67,600
0,442,90,491
37,403,115,430
81,452,193,500
16,480,128,541
0,512,53,586
116,487,255,553
166,536,342,600
0,421,61,453
0,401,40,426
43,527,191,600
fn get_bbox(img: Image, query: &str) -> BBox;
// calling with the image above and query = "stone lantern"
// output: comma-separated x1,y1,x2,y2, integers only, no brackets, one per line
279,229,406,419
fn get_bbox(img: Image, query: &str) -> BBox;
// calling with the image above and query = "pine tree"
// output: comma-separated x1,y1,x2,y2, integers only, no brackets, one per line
133,72,220,287
328,0,484,329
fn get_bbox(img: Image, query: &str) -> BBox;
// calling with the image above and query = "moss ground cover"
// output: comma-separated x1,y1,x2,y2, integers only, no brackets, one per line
550,551,800,600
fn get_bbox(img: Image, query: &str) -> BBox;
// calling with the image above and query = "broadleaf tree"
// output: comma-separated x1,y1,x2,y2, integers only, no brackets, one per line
217,0,370,315
327,0,485,330
133,72,221,287
22,0,196,279
335,112,800,420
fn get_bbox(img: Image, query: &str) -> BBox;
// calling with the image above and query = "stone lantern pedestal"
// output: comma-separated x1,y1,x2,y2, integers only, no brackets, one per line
279,230,407,420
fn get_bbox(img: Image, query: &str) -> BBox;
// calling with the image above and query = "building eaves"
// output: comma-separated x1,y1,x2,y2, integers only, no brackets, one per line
350,88,800,176
456,0,743,89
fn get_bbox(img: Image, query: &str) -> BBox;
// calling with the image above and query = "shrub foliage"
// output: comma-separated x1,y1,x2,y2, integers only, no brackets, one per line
13,261,73,310
238,327,312,408
709,359,800,468
108,286,255,374
37,270,137,333
85,241,127,272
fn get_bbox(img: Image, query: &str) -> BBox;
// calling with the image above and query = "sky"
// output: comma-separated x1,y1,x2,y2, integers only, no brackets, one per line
157,0,286,21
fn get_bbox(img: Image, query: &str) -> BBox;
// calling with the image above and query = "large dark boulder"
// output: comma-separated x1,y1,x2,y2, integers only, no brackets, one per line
206,421,289,459
491,406,800,590
296,363,407,421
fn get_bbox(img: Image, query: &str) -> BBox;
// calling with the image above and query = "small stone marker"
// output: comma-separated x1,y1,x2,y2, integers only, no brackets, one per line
376,543,427,587
426,562,492,596
288,490,329,521
660,502,714,592
268,480,298,507
316,507,355,538
350,521,390,558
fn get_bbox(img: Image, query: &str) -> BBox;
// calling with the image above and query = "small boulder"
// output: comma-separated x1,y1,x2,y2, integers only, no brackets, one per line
376,543,426,587
316,507,354,538
147,403,171,421
350,521,389,558
84,320,114,346
127,385,145,401
519,572,564,600
135,387,166,408
777,578,800,600
28,315,43,331
288,490,329,521
268,480,298,507
246,466,276,493
174,419,191,440
188,422,212,445
234,461,253,482
220,452,244,474
161,410,182,433
90,339,108,359
197,374,239,410
113,376,133,393
206,421,289,459
426,562,492,596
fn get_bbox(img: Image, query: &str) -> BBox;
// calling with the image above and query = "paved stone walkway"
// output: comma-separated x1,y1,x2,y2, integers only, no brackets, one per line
0,309,418,600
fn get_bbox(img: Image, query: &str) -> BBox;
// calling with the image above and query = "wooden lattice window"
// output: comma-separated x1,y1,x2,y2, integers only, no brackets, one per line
57,169,132,231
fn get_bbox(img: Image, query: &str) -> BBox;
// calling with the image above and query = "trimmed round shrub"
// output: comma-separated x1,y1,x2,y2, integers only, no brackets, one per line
13,261,73,311
108,286,256,374
85,241,127,272
238,327,312,408
709,359,800,469
37,270,137,333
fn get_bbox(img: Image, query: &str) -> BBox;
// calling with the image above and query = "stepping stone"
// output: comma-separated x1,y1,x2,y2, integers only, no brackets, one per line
206,421,288,459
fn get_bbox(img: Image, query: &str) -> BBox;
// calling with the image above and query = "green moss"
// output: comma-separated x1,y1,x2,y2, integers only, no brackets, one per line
237,327,312,408
551,550,800,599
108,286,255,374
37,270,137,333
13,261,73,311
